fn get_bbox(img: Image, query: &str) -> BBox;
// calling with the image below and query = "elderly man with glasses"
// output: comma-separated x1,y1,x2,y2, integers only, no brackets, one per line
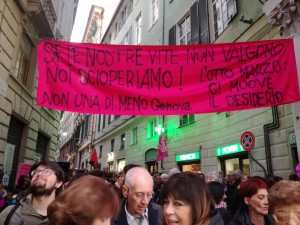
0,161,65,225
111,167,163,225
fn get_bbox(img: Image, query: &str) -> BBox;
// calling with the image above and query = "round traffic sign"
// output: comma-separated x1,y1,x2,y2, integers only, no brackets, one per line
240,131,255,151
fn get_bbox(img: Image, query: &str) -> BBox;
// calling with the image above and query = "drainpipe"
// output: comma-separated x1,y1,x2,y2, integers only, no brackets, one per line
263,106,279,176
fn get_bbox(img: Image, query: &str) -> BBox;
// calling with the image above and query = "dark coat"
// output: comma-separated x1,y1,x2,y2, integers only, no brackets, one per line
228,206,275,225
217,208,233,225
111,199,163,225
210,210,225,225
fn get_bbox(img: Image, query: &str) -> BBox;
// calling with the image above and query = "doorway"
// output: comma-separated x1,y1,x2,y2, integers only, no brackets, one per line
220,153,250,176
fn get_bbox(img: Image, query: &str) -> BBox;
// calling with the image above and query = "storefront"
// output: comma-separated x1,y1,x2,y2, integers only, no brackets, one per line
216,143,250,175
117,158,126,172
145,148,158,174
175,151,201,172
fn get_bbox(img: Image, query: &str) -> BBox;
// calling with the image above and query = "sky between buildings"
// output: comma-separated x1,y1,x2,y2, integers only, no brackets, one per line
71,0,120,43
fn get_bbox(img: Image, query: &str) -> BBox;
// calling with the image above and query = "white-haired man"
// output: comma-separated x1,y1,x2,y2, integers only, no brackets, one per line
111,167,162,225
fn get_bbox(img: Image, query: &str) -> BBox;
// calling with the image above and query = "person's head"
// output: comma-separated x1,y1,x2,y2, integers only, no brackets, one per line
268,180,300,225
226,171,235,183
161,173,168,183
154,172,161,184
207,181,226,205
233,170,243,181
239,178,269,216
205,171,222,183
30,161,65,197
123,164,140,175
122,167,154,216
241,173,249,182
168,167,181,177
296,163,300,178
48,175,119,225
17,175,30,190
161,172,215,225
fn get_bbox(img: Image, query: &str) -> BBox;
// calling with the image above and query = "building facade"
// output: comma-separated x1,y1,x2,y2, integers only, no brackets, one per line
59,0,300,178
0,0,78,190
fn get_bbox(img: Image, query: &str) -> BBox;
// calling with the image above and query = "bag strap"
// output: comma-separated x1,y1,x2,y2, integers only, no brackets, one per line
4,203,21,225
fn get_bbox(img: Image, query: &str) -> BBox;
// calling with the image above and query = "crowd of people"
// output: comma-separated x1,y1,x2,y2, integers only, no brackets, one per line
0,161,299,225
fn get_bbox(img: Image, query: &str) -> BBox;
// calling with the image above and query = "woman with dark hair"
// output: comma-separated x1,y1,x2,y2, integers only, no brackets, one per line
208,182,232,225
161,172,224,225
228,178,275,225
48,175,119,225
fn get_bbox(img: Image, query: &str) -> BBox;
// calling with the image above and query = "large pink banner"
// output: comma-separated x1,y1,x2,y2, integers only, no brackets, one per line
37,39,300,115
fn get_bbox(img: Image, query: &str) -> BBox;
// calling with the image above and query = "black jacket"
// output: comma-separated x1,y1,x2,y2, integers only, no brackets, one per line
228,206,275,225
210,210,225,225
111,199,163,225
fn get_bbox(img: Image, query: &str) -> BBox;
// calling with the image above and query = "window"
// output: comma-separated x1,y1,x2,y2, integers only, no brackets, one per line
114,23,118,39
15,32,33,85
178,15,191,45
99,145,102,158
108,115,115,124
128,0,133,14
123,26,132,45
213,0,237,39
120,133,125,150
101,115,106,129
136,13,142,45
111,139,114,152
151,0,159,26
81,116,89,139
148,119,157,138
97,115,101,132
180,115,195,126
130,127,138,145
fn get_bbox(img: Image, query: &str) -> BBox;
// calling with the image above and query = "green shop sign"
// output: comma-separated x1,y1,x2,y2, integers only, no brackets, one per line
216,143,245,157
176,152,200,162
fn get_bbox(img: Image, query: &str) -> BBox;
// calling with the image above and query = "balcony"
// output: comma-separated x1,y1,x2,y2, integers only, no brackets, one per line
27,0,57,38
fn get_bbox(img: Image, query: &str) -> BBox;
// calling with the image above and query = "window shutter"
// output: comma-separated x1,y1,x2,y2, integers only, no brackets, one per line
128,26,132,44
168,25,176,45
226,0,237,22
190,1,200,44
199,0,209,44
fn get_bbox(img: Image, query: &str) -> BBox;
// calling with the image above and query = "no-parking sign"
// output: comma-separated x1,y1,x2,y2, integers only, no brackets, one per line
240,131,255,151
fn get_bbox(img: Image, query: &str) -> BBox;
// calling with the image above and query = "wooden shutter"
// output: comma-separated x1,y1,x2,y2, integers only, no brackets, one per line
190,1,200,44
199,0,209,44
168,25,176,45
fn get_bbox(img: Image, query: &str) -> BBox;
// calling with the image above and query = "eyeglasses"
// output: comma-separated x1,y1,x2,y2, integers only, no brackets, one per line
31,168,54,177
124,185,154,200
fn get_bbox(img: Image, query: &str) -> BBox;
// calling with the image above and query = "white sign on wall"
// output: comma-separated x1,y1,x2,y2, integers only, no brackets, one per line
4,143,15,173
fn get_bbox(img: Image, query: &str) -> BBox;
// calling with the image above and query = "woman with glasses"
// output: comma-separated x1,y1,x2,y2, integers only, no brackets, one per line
48,175,119,225
161,172,224,225
268,180,300,225
228,178,275,225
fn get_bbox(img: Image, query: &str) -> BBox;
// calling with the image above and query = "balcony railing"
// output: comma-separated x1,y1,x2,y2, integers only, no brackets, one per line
27,0,57,37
